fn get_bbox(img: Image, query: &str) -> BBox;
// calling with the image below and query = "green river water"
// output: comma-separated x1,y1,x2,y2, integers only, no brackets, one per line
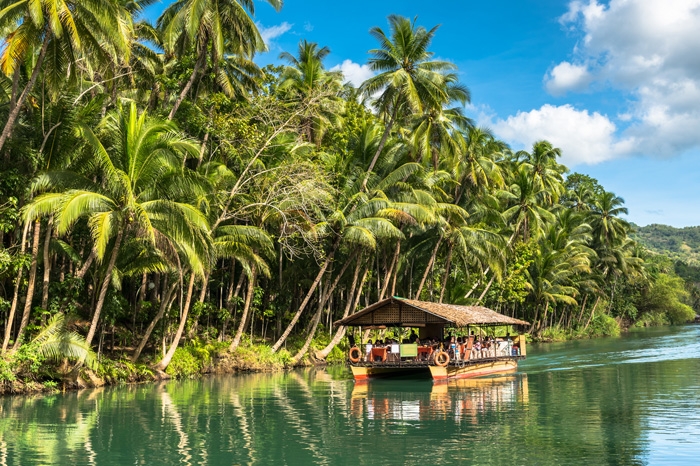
1,325,699,465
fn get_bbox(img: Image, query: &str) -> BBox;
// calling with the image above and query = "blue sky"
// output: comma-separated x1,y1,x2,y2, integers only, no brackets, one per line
143,0,700,228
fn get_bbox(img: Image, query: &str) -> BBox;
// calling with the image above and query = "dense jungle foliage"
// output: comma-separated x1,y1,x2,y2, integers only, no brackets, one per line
0,1,697,390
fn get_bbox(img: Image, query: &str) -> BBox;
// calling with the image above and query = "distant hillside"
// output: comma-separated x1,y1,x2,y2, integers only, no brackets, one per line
632,223,700,266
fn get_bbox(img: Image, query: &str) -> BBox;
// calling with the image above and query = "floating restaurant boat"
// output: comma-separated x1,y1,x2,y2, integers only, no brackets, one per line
334,297,530,382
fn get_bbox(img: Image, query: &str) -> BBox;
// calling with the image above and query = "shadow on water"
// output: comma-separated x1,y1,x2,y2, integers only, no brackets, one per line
1,325,699,465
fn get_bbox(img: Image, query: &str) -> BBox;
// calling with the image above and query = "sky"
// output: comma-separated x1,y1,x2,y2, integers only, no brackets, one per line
142,0,700,228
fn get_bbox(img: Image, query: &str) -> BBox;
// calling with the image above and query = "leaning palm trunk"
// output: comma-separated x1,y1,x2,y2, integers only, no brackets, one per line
414,236,442,300
379,241,400,300
2,221,30,352
291,282,330,363
85,227,125,348
229,266,258,352
0,35,50,155
583,296,600,331
360,110,397,192
271,237,340,353
292,257,354,362
131,277,178,362
12,221,42,350
222,270,245,339
168,52,205,120
41,219,54,312
316,261,367,360
153,273,196,372
438,242,454,303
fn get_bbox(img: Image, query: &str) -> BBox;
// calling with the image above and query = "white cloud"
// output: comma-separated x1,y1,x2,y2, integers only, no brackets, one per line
491,104,635,166
545,61,593,95
330,60,375,88
257,21,293,47
544,0,700,158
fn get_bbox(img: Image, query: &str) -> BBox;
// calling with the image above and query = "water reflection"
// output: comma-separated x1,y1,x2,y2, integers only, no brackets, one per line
350,376,528,423
0,326,699,465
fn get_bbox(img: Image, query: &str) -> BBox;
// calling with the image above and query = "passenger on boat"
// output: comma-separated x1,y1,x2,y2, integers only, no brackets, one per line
365,340,373,361
449,337,459,361
472,338,482,359
409,330,418,343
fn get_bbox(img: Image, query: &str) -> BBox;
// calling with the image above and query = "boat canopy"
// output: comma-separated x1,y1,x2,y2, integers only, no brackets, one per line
334,297,530,328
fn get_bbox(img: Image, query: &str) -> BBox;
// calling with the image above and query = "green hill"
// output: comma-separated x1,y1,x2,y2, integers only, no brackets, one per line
632,223,700,266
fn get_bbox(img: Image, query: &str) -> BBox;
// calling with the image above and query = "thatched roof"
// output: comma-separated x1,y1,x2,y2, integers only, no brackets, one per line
334,297,529,328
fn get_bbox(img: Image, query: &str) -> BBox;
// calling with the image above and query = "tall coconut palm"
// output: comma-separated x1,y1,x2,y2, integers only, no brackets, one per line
520,140,567,205
450,127,506,205
502,166,555,242
359,15,466,189
278,40,345,145
158,0,282,119
0,0,130,153
23,102,209,348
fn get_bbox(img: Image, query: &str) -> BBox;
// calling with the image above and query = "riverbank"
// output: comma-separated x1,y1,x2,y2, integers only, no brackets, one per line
0,315,686,397
0,339,346,397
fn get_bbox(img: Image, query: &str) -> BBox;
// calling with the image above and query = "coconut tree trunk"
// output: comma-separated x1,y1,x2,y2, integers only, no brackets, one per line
12,221,43,350
439,242,454,303
360,110,397,192
85,226,125,347
476,274,496,304
414,236,443,300
222,269,245,340
196,132,210,169
271,237,341,352
583,296,600,331
291,278,331,363
316,260,366,360
76,250,96,279
131,277,177,362
379,241,400,300
168,51,206,120
153,272,197,372
0,35,51,155
292,256,354,362
40,219,54,312
229,265,257,352
576,294,589,327
2,222,30,352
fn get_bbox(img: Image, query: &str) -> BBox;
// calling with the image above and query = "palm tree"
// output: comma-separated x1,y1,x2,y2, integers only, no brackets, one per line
450,127,506,205
31,313,98,370
278,40,345,145
589,191,630,252
502,166,555,242
520,140,567,205
22,102,209,348
158,0,282,119
0,0,130,153
359,15,467,190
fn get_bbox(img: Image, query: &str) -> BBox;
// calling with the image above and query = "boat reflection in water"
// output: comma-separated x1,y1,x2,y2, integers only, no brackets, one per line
350,375,528,422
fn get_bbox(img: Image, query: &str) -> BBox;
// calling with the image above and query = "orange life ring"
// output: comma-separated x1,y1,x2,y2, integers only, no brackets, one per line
434,351,450,367
348,346,361,363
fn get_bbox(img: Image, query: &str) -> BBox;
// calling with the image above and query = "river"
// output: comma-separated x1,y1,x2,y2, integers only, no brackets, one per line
1,325,699,465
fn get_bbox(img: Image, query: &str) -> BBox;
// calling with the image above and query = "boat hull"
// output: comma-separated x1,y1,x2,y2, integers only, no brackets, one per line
429,359,518,381
351,358,519,382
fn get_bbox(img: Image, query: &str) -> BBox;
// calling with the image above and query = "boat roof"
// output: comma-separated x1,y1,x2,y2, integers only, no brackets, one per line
333,297,530,328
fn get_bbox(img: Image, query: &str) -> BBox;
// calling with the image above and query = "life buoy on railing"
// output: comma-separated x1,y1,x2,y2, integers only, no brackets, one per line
348,346,361,363
434,351,450,367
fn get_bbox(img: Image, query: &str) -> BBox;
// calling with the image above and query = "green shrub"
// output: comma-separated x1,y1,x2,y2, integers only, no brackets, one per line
538,325,569,342
166,347,202,378
633,312,669,328
586,313,621,337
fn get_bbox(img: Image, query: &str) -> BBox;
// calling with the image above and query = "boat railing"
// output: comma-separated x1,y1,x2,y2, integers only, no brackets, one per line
353,340,524,367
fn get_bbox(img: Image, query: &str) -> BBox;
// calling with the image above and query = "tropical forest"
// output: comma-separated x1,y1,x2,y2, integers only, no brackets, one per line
0,0,697,394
